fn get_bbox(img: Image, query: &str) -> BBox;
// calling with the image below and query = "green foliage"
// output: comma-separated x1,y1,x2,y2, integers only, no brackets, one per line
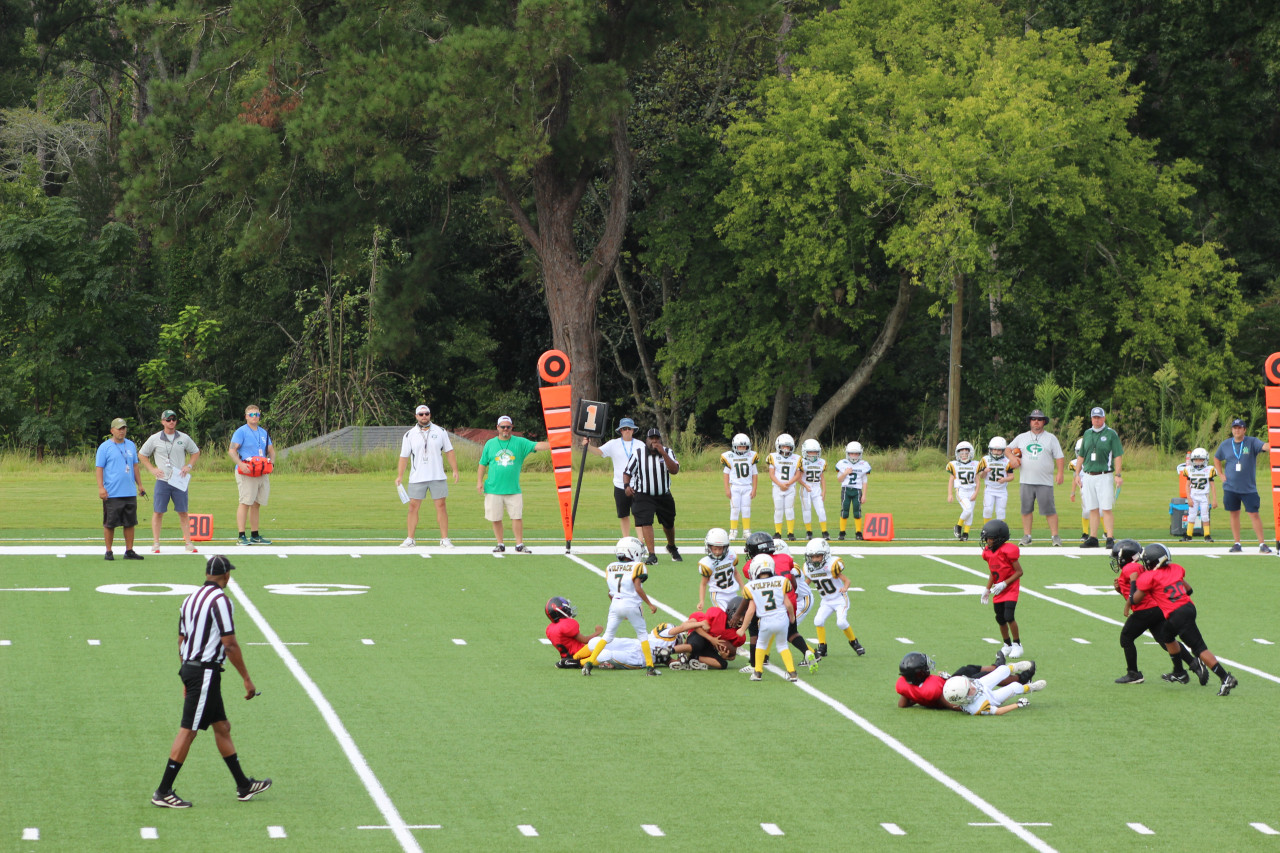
136,304,228,425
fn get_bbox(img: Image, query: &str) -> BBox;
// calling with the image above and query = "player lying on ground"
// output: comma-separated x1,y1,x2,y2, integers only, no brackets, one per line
942,664,1047,715
895,651,1036,710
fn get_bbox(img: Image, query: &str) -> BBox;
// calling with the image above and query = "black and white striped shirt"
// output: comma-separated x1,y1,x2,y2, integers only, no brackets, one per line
624,444,679,496
179,582,236,664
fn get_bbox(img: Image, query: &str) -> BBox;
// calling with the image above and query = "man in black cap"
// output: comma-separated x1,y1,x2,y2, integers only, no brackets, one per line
151,555,271,808
1213,418,1273,553
1008,409,1065,546
622,428,682,565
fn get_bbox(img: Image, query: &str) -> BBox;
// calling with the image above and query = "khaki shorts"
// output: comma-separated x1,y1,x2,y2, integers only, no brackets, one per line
484,492,523,522
235,471,271,506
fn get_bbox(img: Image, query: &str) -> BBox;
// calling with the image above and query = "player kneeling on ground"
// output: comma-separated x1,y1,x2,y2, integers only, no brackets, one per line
896,651,1036,710
942,665,1046,715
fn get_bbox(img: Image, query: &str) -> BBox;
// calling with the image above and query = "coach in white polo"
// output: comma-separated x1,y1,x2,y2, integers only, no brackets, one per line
1074,406,1123,549
580,416,641,537
1008,409,1065,547
395,404,459,548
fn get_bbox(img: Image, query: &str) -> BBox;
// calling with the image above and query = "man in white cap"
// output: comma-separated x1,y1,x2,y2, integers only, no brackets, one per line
477,416,550,553
580,416,640,536
1074,406,1123,549
395,404,459,548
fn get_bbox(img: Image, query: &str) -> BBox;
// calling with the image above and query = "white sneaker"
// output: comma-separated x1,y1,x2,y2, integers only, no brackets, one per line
728,530,738,540
743,529,751,537
151,543,161,554
439,538,454,548
1019,535,1033,546
1028,679,1046,692
1051,535,1063,547
1000,643,1014,657
1009,642,1023,659
739,664,756,674
399,537,415,547
1010,660,1034,674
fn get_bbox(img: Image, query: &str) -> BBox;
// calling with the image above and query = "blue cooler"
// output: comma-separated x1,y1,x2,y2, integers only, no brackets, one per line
1169,498,1204,536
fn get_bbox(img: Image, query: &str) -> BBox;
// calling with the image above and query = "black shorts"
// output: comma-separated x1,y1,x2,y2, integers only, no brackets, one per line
1121,608,1165,642
612,486,634,520
1162,603,1208,657
993,600,1017,624
688,633,728,668
102,496,138,529
179,663,227,731
632,491,676,528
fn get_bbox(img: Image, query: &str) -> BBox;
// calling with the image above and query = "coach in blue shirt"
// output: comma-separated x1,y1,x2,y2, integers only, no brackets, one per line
1213,418,1273,554
95,417,146,561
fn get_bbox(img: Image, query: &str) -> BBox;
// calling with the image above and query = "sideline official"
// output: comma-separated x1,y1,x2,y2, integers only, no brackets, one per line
395,404,459,548
151,555,271,808
1075,406,1123,549
623,427,682,565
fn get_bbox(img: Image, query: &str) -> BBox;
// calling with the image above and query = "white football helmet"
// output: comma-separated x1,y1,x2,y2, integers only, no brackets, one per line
615,536,648,563
955,441,974,463
771,536,791,556
845,441,863,461
748,554,775,580
1190,447,1209,468
988,436,1007,458
732,433,751,453
652,622,673,640
942,675,974,706
804,537,830,570
802,438,821,461
775,433,795,456
704,527,730,559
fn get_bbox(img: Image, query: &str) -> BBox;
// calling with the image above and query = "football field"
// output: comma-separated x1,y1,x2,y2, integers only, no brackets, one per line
3,544,1279,852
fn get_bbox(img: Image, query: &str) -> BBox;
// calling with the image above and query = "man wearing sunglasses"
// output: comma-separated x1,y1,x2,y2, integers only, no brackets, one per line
139,409,202,553
228,405,275,546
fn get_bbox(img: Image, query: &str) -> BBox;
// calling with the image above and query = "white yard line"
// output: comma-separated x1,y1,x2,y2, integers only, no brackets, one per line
563,552,1058,853
227,578,424,853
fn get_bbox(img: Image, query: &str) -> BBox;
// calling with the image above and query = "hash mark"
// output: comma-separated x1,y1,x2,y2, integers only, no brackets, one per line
641,824,664,836
761,823,784,836
518,825,538,837
881,823,905,835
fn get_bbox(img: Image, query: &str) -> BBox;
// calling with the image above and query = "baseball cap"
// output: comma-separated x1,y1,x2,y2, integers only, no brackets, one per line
1090,407,1105,418
1028,409,1047,421
110,417,127,429
617,417,637,432
646,428,662,439
161,409,177,420
206,555,236,576
1231,417,1246,428
415,405,430,415
497,415,513,426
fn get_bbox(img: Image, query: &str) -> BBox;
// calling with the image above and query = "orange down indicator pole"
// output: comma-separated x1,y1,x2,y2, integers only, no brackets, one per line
537,350,575,549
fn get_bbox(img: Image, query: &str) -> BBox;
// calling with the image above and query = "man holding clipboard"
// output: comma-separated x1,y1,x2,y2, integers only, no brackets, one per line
139,409,201,554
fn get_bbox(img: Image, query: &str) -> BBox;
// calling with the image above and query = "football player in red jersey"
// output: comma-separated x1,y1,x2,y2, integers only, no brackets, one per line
979,520,1025,658
670,600,746,670
1110,539,1176,685
1130,544,1238,695
545,597,601,668
895,651,1030,710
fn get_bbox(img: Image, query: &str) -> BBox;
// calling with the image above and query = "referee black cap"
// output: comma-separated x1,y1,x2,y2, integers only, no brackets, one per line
646,428,661,439
206,555,236,576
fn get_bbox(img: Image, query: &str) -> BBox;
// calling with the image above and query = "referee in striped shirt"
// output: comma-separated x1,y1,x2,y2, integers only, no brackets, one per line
623,427,682,565
152,555,271,808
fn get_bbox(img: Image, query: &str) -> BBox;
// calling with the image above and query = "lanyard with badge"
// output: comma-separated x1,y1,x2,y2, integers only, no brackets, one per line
1232,439,1243,472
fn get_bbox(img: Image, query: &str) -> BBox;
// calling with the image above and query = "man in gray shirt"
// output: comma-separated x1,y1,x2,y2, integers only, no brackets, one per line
1008,409,1065,546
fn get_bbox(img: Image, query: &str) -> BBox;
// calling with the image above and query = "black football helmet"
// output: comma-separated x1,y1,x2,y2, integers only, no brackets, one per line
1109,538,1143,574
980,519,1010,551
1139,543,1172,571
744,531,776,559
899,652,934,686
545,596,576,623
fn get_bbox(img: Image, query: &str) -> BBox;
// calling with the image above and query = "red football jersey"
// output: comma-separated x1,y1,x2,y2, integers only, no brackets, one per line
546,618,585,658
773,553,798,609
895,674,950,709
981,542,1021,602
1117,562,1158,611
1135,563,1194,617
693,607,746,647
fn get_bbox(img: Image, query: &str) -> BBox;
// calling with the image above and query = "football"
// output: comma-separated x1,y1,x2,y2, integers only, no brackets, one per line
1006,452,1021,470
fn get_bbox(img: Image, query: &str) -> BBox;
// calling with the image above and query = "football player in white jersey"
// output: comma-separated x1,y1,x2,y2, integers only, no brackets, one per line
1067,438,1088,541
942,664,1045,715
737,555,800,682
798,439,829,540
582,537,661,676
946,441,980,541
1176,448,1217,541
767,434,801,541
802,539,865,658
978,436,1014,525
696,527,742,613
834,442,871,540
721,434,758,540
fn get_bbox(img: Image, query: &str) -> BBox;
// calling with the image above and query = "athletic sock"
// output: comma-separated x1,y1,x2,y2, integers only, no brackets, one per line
1211,662,1228,680
819,522,828,535
251,530,259,538
640,639,654,668
224,752,250,788
842,627,857,642
742,516,750,531
815,626,827,645
839,518,848,534
854,518,863,534
729,520,738,533
754,646,766,674
1169,653,1185,673
586,638,608,664
775,524,783,536
786,520,795,535
789,632,810,654
1178,647,1197,667
1203,523,1210,537
779,647,797,673
159,759,183,793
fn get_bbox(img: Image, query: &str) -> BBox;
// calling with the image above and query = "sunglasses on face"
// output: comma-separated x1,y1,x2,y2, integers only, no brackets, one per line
163,418,176,422
247,413,261,418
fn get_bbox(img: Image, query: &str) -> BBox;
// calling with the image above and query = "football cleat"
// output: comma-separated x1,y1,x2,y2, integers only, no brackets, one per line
1217,674,1238,696
644,666,661,677
1010,660,1035,675
749,671,762,682
686,659,709,670
1161,671,1190,684
1178,534,1192,542
855,532,865,541
960,532,968,541
152,789,192,808
1027,679,1047,692
786,671,798,683
1016,697,1030,708
728,529,738,540
236,778,272,801
1008,642,1023,659
1203,536,1214,543
1015,660,1037,684
1115,671,1144,684
954,524,963,540
786,533,796,541
1000,643,1014,657
739,664,756,674
581,662,594,677
815,643,828,659
851,639,866,656
1190,656,1210,686
805,650,818,674
838,531,846,541
992,649,1006,667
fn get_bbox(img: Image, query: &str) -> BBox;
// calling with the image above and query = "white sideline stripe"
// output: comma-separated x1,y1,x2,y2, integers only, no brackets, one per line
1255,639,1274,645
761,823,784,836
924,555,1280,685
641,825,665,837
896,637,914,644
1252,822,1279,835
881,823,906,835
564,552,1057,853
141,827,158,839
362,639,375,645
972,822,1052,827
358,825,441,830
1127,822,1153,835
22,828,38,840
0,587,70,591
1071,638,1091,644
268,825,286,838
246,642,308,646
518,825,539,837
452,639,467,645
87,639,100,645
227,579,423,853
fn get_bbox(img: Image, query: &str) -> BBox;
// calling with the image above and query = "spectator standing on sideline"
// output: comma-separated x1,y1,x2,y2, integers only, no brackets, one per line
151,555,270,808
139,410,201,554
477,415,549,554
1075,406,1123,549
96,417,147,561
623,427,682,565
580,416,641,537
395,405,459,548
1213,418,1273,553
1008,409,1065,546
227,405,275,546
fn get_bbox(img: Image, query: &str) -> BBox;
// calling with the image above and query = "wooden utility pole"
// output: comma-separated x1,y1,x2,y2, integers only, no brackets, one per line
947,273,963,453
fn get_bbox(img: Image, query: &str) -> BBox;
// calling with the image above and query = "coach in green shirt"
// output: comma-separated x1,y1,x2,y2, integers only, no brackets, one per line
1074,406,1123,549
477,415,550,554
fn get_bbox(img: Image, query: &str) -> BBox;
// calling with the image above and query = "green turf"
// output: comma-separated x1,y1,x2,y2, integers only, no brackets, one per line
3,551,1278,851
